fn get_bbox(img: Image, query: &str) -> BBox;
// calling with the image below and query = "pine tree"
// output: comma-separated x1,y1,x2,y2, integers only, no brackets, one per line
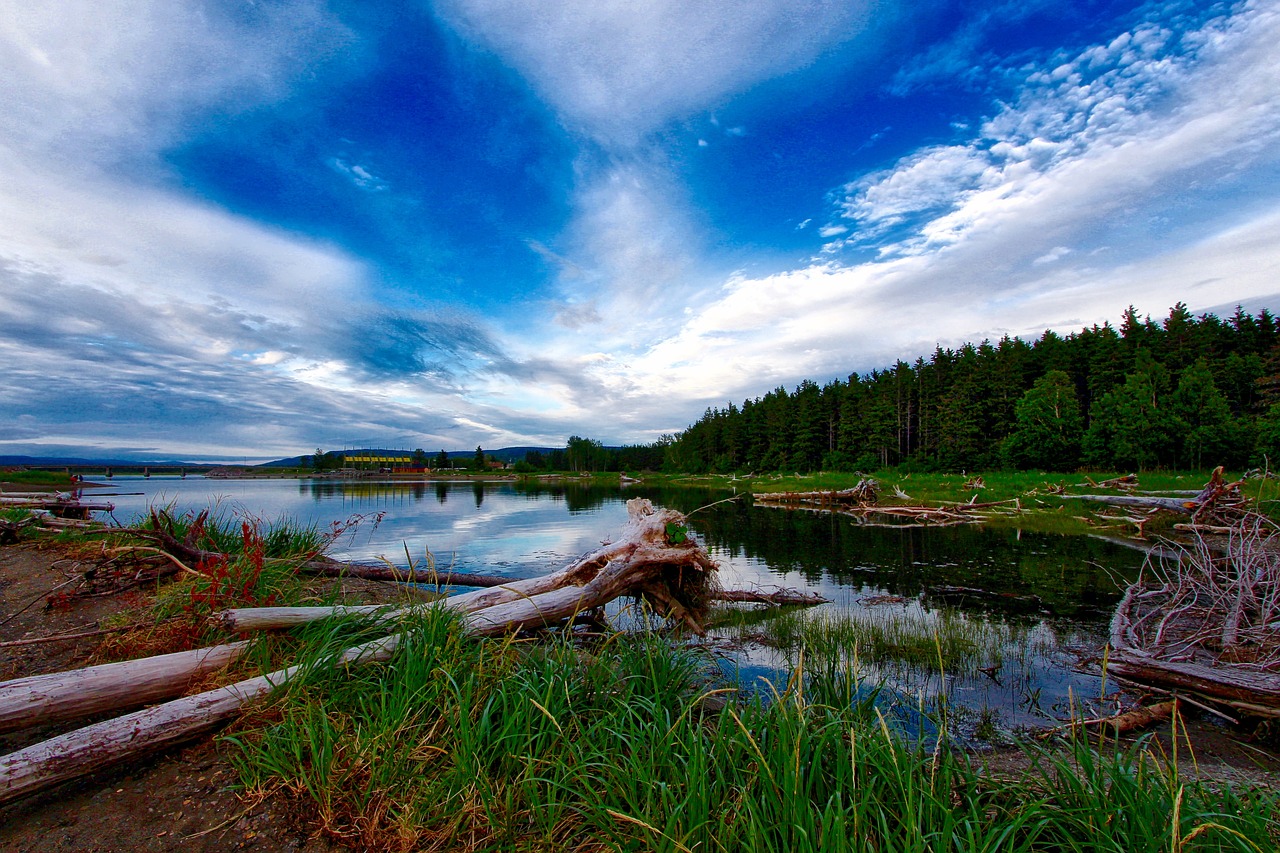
1084,351,1174,469
1002,370,1083,470
1170,358,1235,469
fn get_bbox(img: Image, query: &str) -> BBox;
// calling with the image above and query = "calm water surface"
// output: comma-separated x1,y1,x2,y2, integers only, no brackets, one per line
84,476,1146,735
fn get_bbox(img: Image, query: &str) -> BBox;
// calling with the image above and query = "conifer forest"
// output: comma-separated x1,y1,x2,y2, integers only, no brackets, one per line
660,304,1280,474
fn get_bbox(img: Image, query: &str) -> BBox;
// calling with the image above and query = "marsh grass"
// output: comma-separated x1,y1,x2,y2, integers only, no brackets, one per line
226,610,1279,852
0,469,74,486
683,469,1274,533
734,605,1043,678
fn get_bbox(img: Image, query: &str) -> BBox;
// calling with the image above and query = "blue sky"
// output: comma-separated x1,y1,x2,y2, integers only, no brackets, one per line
2,0,1279,461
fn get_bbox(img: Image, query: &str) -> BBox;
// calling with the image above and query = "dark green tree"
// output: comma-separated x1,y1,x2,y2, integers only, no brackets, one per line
473,446,485,471
1001,370,1083,470
1084,351,1174,469
1170,358,1235,469
434,449,450,470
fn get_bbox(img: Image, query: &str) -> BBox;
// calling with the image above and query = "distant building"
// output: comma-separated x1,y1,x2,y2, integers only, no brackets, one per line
346,454,413,470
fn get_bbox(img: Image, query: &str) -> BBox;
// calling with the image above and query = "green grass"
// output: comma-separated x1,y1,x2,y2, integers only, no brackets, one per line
226,610,1279,852
0,469,75,486
681,468,1275,534
729,605,1042,677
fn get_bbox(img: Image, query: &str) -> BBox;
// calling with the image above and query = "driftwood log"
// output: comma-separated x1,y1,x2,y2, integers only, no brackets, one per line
1075,467,1250,522
0,633,398,805
300,563,828,607
111,509,817,607
0,499,716,804
1107,520,1280,719
0,642,248,734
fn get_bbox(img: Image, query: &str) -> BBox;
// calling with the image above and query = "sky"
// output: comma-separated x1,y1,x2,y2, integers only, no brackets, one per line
2,0,1279,462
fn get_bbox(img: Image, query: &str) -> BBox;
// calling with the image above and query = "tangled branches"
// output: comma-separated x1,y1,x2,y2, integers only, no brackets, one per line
1120,516,1280,672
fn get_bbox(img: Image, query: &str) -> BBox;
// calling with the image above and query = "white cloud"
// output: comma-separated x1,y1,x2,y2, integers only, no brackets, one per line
551,0,1280,423
328,158,390,192
0,1,351,166
433,0,877,144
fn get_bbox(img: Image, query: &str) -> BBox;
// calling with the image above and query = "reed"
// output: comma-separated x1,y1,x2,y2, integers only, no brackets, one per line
226,611,1279,852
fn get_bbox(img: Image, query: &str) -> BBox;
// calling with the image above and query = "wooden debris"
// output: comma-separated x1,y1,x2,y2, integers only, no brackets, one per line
753,478,880,508
1107,514,1280,720
1042,700,1178,739
301,559,824,607
1075,468,1256,535
0,515,38,545
0,642,249,734
0,499,719,804
712,587,829,606
0,494,113,519
1083,473,1139,491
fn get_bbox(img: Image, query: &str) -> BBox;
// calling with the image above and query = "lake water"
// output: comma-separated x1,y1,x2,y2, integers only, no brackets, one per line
81,475,1146,738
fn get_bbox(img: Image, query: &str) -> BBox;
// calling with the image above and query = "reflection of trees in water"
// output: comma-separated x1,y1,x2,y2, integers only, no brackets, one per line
689,502,1145,619
294,481,1141,620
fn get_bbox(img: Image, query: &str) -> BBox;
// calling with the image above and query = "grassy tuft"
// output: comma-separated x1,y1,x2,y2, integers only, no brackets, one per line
226,614,1280,852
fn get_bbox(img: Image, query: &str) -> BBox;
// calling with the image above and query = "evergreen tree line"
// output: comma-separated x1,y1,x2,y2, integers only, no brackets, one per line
663,305,1280,473
516,436,667,474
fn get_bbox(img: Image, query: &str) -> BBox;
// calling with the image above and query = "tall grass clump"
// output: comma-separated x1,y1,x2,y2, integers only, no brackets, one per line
141,507,325,620
226,612,1278,852
744,605,1038,677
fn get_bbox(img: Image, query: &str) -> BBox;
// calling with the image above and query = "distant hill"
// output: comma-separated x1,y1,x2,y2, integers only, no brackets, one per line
258,447,564,467
0,455,199,467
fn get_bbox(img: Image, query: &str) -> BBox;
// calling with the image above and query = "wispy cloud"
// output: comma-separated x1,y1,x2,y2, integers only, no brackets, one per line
570,0,1280,418
433,0,878,145
328,158,390,192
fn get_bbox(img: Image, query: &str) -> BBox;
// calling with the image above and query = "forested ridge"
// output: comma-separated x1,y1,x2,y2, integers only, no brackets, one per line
662,304,1280,474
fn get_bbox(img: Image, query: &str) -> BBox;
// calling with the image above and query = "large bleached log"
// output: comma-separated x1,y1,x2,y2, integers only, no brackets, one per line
0,642,249,734
1072,494,1202,512
0,499,714,804
0,634,399,806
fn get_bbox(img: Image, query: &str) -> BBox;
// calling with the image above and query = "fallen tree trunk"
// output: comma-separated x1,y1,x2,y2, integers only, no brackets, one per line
295,562,828,606
0,634,397,806
0,642,249,734
1072,494,1200,512
0,499,715,804
1104,653,1280,717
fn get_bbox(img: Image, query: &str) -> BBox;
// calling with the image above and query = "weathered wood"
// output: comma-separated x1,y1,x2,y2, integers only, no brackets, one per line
0,499,715,804
1074,494,1200,512
299,562,827,606
1105,652,1280,716
0,642,249,734
1042,700,1178,739
0,634,399,805
711,587,830,606
0,516,37,544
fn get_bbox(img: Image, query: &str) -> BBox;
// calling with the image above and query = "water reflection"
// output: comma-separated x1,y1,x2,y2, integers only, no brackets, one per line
89,476,1145,734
